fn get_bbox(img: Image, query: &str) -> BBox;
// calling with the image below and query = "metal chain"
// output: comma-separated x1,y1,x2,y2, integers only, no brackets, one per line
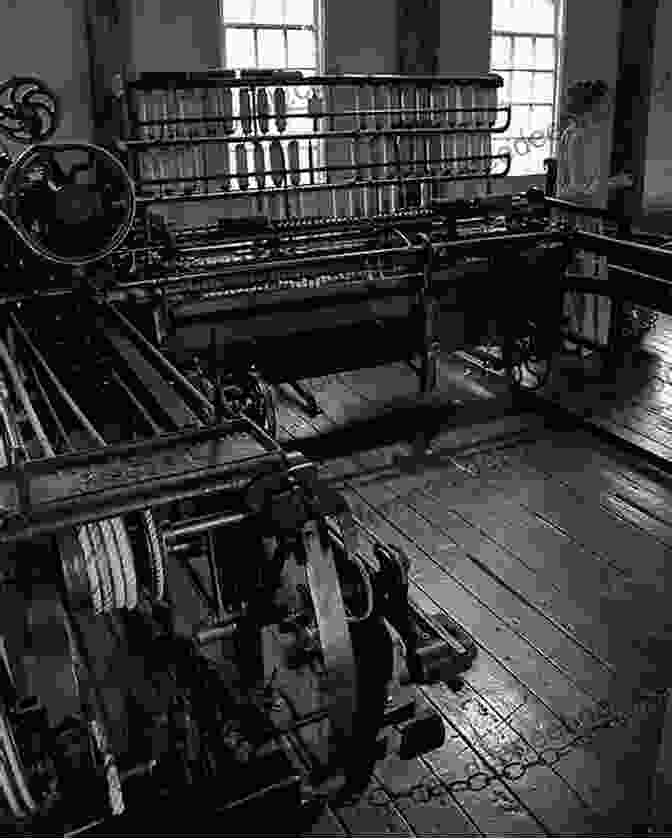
364,690,667,808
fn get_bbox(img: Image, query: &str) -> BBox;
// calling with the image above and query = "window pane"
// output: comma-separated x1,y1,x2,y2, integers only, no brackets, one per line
286,84,312,111
529,104,553,135
498,70,512,101
286,0,314,25
226,28,255,68
287,29,315,69
222,0,253,23
512,36,534,69
510,104,532,138
491,35,512,69
258,28,285,68
493,0,555,35
511,70,532,101
253,0,283,24
527,0,555,34
534,37,555,70
531,72,554,102
492,0,514,30
285,114,304,133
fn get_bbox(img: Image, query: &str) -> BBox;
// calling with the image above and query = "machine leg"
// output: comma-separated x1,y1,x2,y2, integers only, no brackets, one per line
287,381,321,417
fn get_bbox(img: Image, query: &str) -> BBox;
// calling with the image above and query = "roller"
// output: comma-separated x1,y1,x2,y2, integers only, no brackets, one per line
236,143,249,190
287,139,301,186
270,138,285,187
221,86,234,134
253,141,266,189
308,89,322,133
240,88,252,135
257,88,270,134
274,87,287,132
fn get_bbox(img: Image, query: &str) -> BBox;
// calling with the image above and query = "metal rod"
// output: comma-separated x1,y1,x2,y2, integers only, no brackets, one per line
127,72,504,91
101,302,214,423
9,312,105,446
137,104,506,127
136,160,513,206
109,369,163,435
164,510,248,542
206,528,225,620
123,116,512,149
27,362,71,452
0,336,53,456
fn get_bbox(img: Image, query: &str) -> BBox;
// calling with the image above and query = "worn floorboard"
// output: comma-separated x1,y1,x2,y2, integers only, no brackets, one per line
269,328,671,834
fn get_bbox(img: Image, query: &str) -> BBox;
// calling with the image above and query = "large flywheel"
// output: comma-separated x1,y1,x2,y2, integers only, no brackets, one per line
1,142,135,266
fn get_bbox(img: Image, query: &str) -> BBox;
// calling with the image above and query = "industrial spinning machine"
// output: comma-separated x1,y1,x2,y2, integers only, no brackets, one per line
0,68,595,833
0,72,494,834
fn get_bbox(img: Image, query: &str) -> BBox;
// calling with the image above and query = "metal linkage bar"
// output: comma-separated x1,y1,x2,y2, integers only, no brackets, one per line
573,230,672,279
126,72,504,89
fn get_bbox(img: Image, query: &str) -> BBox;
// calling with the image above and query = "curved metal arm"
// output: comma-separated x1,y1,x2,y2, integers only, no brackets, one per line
0,76,60,144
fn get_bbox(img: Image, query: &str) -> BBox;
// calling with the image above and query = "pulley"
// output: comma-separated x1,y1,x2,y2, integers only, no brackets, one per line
59,518,138,615
1,142,135,266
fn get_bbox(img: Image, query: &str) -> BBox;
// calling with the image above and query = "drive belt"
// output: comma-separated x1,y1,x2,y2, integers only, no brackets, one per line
301,519,357,766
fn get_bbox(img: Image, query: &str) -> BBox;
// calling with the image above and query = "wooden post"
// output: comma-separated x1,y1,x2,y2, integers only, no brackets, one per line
398,0,441,75
83,0,132,145
607,0,660,222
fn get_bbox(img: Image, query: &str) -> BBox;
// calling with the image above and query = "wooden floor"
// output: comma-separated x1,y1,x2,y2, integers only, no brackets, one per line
542,312,672,463
271,341,672,836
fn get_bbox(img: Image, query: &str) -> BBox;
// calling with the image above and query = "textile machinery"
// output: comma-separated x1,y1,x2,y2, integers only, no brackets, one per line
0,73,491,834
4,66,659,833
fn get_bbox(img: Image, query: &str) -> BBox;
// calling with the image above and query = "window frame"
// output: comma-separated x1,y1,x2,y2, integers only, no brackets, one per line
490,0,565,177
219,0,324,74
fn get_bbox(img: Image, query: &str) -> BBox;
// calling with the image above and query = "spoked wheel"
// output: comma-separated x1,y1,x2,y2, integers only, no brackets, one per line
506,323,553,392
220,369,277,438
2,143,135,266
245,372,277,438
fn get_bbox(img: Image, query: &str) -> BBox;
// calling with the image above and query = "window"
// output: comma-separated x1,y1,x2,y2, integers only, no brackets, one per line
490,0,564,176
220,0,324,193
221,0,321,72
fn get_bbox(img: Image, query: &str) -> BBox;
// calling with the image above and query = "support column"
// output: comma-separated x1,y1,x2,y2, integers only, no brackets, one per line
607,0,660,221
398,0,441,74
83,0,132,145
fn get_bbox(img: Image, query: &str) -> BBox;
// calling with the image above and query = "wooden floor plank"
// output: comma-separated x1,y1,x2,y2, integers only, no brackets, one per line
274,363,668,834
336,474,598,725
418,681,610,835
322,436,636,704
521,434,672,549
276,387,590,833
525,429,672,528
448,448,670,586
405,489,621,689
336,781,415,836
410,476,662,680
373,753,481,836
376,491,615,704
504,697,661,832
